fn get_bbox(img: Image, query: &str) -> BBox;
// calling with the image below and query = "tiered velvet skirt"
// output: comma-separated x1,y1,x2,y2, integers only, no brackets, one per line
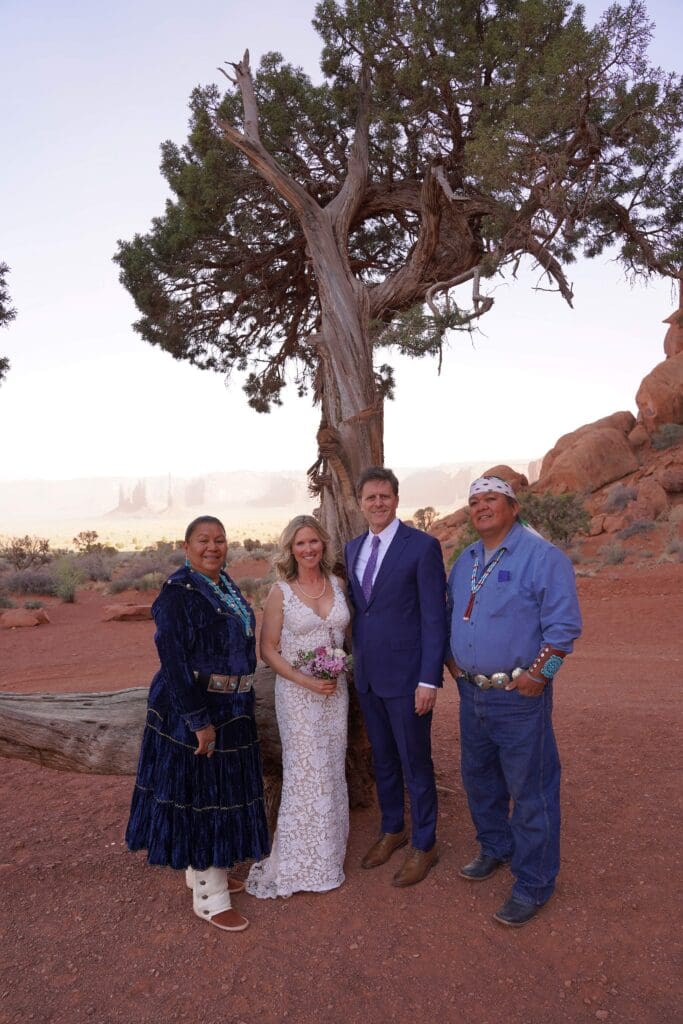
125,691,270,870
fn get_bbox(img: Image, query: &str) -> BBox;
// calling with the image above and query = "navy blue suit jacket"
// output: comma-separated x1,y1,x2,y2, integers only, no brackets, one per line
345,522,447,698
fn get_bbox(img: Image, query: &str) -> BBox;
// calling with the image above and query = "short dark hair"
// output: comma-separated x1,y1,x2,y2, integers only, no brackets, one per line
356,466,399,498
184,515,227,543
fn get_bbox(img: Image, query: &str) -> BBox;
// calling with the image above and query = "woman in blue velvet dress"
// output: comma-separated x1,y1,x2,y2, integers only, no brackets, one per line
125,516,270,932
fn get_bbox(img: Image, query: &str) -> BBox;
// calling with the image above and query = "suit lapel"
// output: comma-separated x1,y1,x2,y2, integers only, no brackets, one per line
347,534,369,608
366,521,410,606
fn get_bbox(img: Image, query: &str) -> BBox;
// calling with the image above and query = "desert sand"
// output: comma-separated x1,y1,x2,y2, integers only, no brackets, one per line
0,558,681,1024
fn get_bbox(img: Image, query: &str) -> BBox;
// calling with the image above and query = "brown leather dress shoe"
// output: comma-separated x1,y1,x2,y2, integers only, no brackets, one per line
361,831,408,869
392,845,439,887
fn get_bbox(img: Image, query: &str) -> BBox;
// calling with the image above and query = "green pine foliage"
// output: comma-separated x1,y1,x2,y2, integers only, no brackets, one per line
518,491,589,545
0,262,16,385
115,0,683,415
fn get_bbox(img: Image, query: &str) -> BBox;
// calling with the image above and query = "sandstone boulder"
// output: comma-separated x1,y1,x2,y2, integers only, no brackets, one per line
628,424,650,448
602,512,630,534
538,412,638,494
480,465,529,492
102,604,153,622
663,286,683,358
0,608,50,628
656,451,683,494
632,476,669,521
635,352,683,434
589,515,606,536
430,507,469,555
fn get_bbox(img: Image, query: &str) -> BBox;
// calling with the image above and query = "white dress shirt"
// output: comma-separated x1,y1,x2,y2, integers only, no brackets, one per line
354,517,400,588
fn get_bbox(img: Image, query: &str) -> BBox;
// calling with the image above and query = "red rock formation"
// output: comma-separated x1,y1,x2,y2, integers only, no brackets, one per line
655,449,683,494
635,353,683,434
537,412,638,494
0,608,50,628
432,295,682,554
102,604,153,622
632,476,669,521
479,465,529,491
663,281,683,358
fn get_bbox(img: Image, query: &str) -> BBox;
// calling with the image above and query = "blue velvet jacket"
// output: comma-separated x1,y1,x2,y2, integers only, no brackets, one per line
147,565,257,734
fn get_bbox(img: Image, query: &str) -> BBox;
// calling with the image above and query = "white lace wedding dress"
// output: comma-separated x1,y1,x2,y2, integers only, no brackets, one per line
246,577,350,898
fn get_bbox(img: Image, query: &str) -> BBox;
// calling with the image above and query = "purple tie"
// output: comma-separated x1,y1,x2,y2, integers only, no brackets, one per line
361,535,381,602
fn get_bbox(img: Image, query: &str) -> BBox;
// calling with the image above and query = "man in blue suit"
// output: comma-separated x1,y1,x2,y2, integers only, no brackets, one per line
345,467,447,887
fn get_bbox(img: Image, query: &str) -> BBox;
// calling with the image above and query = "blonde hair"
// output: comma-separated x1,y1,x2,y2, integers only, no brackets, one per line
273,515,334,581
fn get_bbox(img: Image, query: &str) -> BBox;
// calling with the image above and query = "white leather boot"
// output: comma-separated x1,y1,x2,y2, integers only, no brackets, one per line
185,866,245,894
189,867,249,931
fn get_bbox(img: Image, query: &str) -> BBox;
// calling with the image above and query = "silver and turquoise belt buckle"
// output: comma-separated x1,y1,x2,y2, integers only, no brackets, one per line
207,673,240,693
237,674,254,693
474,672,511,690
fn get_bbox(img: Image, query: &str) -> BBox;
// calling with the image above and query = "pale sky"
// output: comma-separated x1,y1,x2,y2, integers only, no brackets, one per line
1,0,681,484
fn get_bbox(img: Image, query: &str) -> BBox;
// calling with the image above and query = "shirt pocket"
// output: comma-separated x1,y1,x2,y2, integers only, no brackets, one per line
486,586,516,618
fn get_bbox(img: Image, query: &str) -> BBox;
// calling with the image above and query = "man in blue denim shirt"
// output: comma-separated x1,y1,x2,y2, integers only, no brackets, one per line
446,476,582,927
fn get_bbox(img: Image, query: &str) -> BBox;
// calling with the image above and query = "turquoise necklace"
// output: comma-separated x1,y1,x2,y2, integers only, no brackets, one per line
189,565,254,636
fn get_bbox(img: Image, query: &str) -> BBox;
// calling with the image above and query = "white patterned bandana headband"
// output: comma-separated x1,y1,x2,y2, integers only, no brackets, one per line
469,476,545,538
469,476,517,500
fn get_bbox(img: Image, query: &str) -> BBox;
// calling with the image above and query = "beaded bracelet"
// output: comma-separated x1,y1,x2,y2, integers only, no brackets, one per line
527,645,567,684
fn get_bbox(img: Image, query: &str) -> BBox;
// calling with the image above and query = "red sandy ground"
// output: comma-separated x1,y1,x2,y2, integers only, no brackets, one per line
0,563,681,1024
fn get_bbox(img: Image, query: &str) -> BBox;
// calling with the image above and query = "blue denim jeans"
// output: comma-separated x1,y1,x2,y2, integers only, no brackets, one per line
457,678,561,905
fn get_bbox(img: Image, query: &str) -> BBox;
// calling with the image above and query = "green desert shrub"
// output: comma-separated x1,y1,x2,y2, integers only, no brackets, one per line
24,599,44,609
135,572,164,592
651,423,683,451
0,594,16,609
146,539,184,557
109,578,136,594
665,537,683,557
73,551,118,582
566,544,584,565
225,545,246,564
109,571,163,594
601,540,626,565
0,534,51,569
447,522,479,566
603,483,637,513
2,567,56,595
617,519,656,540
53,558,84,603
517,491,590,545
73,530,99,553
236,573,275,608
122,549,182,577
236,576,259,597
247,546,274,562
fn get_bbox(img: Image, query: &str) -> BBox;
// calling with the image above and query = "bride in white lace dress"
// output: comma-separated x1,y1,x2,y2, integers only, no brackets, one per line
247,516,350,898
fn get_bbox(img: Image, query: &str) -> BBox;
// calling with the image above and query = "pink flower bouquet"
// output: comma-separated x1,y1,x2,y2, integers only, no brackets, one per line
293,645,353,680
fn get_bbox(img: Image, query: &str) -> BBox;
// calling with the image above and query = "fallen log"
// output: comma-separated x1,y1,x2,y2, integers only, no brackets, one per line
0,663,281,776
0,663,374,814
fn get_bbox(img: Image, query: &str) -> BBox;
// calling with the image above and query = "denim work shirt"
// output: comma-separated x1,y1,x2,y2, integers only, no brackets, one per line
447,521,582,676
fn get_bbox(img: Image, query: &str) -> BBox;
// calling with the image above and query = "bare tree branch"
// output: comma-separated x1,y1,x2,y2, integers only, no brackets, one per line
217,52,317,222
327,66,371,241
